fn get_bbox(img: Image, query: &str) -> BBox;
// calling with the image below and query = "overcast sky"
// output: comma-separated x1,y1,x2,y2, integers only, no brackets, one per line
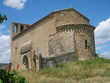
0,0,110,63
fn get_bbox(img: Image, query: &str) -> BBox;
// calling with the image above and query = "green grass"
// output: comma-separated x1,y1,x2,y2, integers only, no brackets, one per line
39,57,110,80
18,56,110,83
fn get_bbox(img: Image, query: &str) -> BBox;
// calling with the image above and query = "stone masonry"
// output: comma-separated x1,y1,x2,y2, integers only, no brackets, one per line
11,8,95,70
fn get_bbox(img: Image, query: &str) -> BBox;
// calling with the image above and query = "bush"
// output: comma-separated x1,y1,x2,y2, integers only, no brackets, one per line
0,65,28,83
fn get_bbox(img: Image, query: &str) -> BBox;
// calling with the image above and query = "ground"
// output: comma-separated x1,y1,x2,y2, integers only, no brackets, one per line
18,57,110,83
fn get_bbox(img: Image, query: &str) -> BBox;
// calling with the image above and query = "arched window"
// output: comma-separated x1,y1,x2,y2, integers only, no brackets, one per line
14,24,18,33
20,25,24,32
23,55,29,69
85,40,87,49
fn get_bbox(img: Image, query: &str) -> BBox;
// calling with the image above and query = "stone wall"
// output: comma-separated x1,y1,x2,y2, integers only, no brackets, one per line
49,31,75,55
54,9,89,27
11,15,56,70
36,51,76,69
11,23,31,38
57,24,95,60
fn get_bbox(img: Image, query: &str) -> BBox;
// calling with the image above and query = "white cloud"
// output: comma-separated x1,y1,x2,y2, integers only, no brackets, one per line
96,46,102,51
7,29,10,33
0,34,10,63
3,0,27,10
96,43,110,51
100,51,110,59
95,17,110,59
0,24,6,30
95,17,110,44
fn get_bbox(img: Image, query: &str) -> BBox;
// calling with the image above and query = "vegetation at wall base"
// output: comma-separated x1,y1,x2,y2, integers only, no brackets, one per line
1,56,110,83
39,56,110,79
18,56,110,83
0,65,28,83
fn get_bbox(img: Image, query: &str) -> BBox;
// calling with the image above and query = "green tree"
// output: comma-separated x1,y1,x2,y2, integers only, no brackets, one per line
0,14,7,24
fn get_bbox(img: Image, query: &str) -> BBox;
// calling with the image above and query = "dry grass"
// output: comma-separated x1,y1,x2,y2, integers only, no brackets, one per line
18,57,110,83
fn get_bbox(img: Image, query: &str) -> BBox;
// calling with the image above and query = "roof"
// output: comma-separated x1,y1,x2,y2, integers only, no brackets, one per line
31,8,89,28
53,8,89,21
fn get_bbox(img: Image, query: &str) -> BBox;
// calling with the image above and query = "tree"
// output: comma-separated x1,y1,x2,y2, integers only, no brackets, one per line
0,14,7,24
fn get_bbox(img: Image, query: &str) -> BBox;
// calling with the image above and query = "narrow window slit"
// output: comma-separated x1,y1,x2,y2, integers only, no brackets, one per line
20,25,24,32
85,40,87,49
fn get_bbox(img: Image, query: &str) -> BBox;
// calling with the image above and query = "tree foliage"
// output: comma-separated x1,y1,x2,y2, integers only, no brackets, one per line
0,14,7,24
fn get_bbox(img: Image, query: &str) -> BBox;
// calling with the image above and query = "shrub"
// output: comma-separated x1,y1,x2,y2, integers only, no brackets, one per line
0,64,28,83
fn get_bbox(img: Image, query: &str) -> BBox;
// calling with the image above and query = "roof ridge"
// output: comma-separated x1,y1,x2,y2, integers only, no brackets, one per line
52,8,73,13
52,8,89,21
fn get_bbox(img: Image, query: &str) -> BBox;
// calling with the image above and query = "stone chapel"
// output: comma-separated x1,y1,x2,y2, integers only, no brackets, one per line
11,8,95,70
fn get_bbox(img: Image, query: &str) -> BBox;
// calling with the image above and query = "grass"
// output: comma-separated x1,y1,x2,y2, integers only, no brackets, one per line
18,57,110,83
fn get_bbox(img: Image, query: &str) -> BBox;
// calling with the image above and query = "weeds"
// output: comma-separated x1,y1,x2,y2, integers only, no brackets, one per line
38,57,110,80
18,56,110,83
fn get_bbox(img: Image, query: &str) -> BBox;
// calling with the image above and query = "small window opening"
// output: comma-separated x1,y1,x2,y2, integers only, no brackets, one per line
15,47,17,53
26,25,29,29
15,47,17,50
14,24,18,33
85,40,87,49
20,25,24,32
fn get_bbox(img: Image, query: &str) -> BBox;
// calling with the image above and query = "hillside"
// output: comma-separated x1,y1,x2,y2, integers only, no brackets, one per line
0,63,9,66
18,57,110,83
0,63,9,69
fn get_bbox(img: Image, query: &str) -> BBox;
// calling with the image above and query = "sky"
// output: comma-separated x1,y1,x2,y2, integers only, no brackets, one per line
0,0,110,63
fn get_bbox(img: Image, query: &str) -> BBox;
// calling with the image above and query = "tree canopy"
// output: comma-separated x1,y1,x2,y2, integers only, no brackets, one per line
0,14,7,24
